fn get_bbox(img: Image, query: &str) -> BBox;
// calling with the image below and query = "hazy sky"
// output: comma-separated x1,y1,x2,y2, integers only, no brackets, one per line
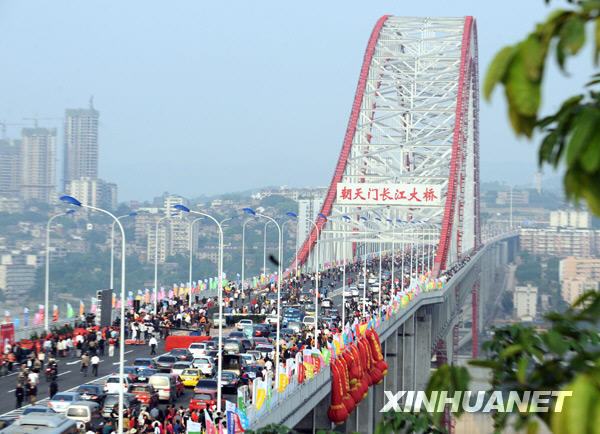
0,0,593,201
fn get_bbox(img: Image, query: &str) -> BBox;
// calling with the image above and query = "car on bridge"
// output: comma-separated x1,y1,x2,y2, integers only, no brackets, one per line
171,361,192,377
180,368,202,387
19,405,57,418
155,355,177,372
76,384,106,404
191,356,215,376
47,391,83,414
133,358,157,370
101,393,140,418
136,367,158,383
129,383,159,407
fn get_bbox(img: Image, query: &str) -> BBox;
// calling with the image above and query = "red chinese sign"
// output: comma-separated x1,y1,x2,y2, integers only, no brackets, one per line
336,183,442,206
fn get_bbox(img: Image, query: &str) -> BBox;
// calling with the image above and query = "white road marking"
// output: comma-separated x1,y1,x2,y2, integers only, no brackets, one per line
57,370,71,377
66,360,80,365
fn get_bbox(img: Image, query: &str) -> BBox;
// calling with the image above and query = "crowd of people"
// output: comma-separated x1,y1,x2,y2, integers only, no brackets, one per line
0,244,473,433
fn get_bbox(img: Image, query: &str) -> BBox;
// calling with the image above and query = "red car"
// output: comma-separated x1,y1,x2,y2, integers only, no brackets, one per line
129,383,158,407
189,389,219,411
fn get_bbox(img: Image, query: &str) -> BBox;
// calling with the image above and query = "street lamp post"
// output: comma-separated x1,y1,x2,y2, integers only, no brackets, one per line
243,208,283,388
359,216,368,315
110,212,138,292
341,215,351,327
44,209,75,332
241,218,253,294
174,205,225,413
154,215,171,314
263,220,271,277
286,212,321,337
60,195,126,434
187,217,204,307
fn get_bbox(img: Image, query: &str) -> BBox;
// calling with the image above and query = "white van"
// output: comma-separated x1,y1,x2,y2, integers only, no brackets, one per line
65,401,103,432
1,413,78,433
149,373,177,402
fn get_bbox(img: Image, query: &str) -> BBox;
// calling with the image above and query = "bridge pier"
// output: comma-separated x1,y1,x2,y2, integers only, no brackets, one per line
294,396,332,433
415,308,432,391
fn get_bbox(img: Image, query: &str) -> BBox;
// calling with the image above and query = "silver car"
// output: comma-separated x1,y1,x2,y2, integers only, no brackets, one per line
191,356,215,376
47,391,82,413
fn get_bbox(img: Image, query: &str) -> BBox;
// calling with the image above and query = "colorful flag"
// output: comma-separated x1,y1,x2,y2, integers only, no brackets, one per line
66,303,74,319
186,421,202,434
79,301,85,317
204,410,216,434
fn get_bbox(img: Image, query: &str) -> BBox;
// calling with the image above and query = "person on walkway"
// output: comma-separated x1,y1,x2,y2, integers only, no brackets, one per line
15,383,24,408
81,353,90,377
149,335,158,355
27,380,37,404
91,354,100,377
108,337,115,357
49,378,58,398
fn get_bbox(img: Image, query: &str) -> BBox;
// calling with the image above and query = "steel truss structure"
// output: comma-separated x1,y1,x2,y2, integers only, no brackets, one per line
294,16,480,275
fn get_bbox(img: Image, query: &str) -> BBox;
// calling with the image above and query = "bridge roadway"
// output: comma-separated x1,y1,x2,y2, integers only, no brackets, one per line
247,234,518,433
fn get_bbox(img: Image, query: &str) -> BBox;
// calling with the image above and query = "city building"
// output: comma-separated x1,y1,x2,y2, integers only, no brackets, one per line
63,102,99,188
559,256,600,304
0,253,37,301
20,128,57,203
561,279,599,305
66,177,118,210
0,139,20,196
513,284,538,321
496,189,529,206
549,210,591,229
519,227,600,257
297,196,325,247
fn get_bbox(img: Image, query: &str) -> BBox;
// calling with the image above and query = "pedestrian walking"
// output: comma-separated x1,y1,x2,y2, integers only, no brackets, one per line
80,353,90,377
49,378,58,398
149,336,157,355
108,337,115,357
27,380,37,404
15,383,24,408
91,354,100,377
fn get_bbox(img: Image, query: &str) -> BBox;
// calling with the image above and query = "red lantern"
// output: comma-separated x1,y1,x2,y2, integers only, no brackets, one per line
367,329,388,376
338,358,356,414
328,359,349,424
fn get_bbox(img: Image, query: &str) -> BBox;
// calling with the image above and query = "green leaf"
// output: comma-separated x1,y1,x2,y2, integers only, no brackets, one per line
505,53,541,117
581,128,600,173
517,356,529,384
545,330,569,355
484,45,518,100
560,15,586,55
566,107,600,166
595,17,600,64
522,35,548,81
500,344,523,358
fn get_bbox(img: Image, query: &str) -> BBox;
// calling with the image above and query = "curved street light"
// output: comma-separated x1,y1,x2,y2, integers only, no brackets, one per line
44,209,76,331
242,208,283,387
60,195,127,434
154,214,172,314
110,212,138,293
174,204,225,414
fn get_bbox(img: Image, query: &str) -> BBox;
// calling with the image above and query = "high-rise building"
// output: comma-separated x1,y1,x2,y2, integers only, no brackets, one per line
66,177,117,210
297,196,325,247
514,284,538,321
63,102,99,188
559,256,600,304
20,128,57,203
0,139,20,196
519,227,600,257
549,210,591,229
0,253,37,302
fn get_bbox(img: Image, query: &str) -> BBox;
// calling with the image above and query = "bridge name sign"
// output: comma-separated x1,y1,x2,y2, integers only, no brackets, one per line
336,183,442,207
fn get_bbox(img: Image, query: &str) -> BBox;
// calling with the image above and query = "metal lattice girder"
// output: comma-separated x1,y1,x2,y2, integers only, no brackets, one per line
294,16,480,274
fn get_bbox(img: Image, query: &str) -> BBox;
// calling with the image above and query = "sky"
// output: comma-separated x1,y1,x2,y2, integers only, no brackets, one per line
0,0,594,201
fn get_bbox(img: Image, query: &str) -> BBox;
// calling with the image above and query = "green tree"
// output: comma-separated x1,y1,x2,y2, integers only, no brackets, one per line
485,0,600,214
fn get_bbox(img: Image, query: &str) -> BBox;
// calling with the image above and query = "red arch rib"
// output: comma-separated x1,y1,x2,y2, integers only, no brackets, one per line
294,15,390,266
433,16,474,274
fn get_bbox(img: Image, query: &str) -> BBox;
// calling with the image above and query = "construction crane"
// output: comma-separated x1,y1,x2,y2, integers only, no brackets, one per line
0,121,28,139
22,117,63,128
